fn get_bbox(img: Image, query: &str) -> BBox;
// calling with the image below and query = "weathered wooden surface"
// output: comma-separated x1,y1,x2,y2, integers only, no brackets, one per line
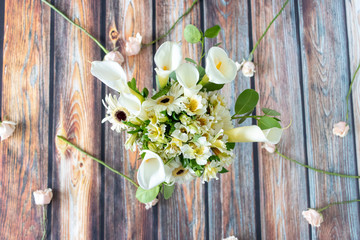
1,0,360,239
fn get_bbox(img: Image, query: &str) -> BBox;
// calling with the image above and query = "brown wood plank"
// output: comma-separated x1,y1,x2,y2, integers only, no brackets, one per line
203,1,257,239
51,0,103,238
0,0,50,239
154,1,206,239
345,0,360,194
104,0,155,239
298,0,360,238
251,0,310,239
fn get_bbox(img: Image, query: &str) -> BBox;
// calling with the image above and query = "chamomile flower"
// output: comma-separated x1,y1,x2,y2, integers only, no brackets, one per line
184,95,207,116
102,94,131,132
165,159,196,184
142,82,186,115
202,161,222,183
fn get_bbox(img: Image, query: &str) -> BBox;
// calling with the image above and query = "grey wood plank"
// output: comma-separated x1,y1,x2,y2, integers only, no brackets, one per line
251,0,310,239
154,1,207,239
104,0,156,239
203,0,257,239
298,0,360,238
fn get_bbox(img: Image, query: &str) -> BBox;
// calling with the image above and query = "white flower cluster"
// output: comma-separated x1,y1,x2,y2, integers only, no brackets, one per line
91,41,283,192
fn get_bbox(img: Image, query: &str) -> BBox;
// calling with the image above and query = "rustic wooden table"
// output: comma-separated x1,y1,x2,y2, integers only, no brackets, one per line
1,0,359,239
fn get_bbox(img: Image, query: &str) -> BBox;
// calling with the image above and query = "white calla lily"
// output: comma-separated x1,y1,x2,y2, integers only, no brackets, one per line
137,150,166,190
119,92,142,117
224,126,283,144
205,47,238,84
91,60,129,93
175,63,202,97
154,41,182,88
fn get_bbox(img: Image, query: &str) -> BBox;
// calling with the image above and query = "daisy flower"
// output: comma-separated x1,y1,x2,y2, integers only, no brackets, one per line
102,94,131,132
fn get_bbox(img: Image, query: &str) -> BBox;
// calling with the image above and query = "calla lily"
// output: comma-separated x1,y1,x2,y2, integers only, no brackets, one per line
224,126,283,144
119,92,142,117
205,47,238,84
137,150,166,190
91,60,144,102
176,63,202,97
154,41,182,88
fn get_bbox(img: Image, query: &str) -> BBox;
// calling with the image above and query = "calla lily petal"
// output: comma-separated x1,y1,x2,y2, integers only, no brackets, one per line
205,47,237,84
137,150,166,190
224,126,283,144
91,60,129,93
176,63,202,97
118,92,142,117
154,41,182,88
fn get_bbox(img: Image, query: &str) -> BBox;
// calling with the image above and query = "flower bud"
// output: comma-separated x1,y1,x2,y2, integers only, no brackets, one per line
241,60,255,77
125,33,142,56
33,188,53,205
333,121,349,138
0,120,16,141
302,209,323,227
145,198,159,210
104,51,124,65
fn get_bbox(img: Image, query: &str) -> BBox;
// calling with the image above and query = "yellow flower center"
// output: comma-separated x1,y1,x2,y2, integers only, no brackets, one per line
216,61,222,70
172,167,188,177
188,98,199,112
163,66,169,70
157,96,174,106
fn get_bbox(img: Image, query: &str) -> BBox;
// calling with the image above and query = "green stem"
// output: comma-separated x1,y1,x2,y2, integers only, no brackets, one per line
41,206,47,240
249,0,289,58
198,39,205,65
41,0,109,54
276,150,360,179
57,136,139,187
346,62,360,122
143,0,199,46
317,199,360,213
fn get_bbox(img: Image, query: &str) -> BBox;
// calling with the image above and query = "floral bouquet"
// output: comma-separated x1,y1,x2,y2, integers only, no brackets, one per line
89,25,283,203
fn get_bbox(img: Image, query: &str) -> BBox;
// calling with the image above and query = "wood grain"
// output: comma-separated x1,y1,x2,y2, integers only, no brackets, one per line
0,0,50,239
104,0,155,239
251,0,310,239
203,1,257,239
154,1,207,239
345,0,360,194
298,0,360,238
51,0,103,239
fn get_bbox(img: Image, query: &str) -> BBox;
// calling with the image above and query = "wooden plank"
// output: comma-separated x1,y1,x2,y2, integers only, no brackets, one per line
154,1,207,239
203,1,257,239
345,0,360,193
104,0,156,239
51,0,103,238
298,0,360,238
0,0,50,239
251,0,310,239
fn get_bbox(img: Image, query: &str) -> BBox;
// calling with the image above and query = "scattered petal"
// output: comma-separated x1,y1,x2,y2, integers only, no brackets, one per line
223,236,238,240
145,198,159,210
0,120,16,141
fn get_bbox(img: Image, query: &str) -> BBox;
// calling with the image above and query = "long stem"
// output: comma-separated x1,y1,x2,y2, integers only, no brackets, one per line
41,206,47,240
143,0,199,46
249,0,289,58
41,0,109,54
346,62,360,122
57,136,139,187
317,199,360,213
275,150,360,179
231,115,260,120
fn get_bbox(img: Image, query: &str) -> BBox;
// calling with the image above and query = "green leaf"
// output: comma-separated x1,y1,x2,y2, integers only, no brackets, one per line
184,24,202,43
204,25,221,38
163,184,175,200
151,84,171,100
169,71,177,81
258,116,281,130
141,88,149,98
202,82,225,91
208,155,220,162
127,78,141,95
136,186,160,203
214,42,222,47
185,58,197,65
262,108,281,116
234,89,259,115
197,65,206,79
219,167,229,173
226,142,236,150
